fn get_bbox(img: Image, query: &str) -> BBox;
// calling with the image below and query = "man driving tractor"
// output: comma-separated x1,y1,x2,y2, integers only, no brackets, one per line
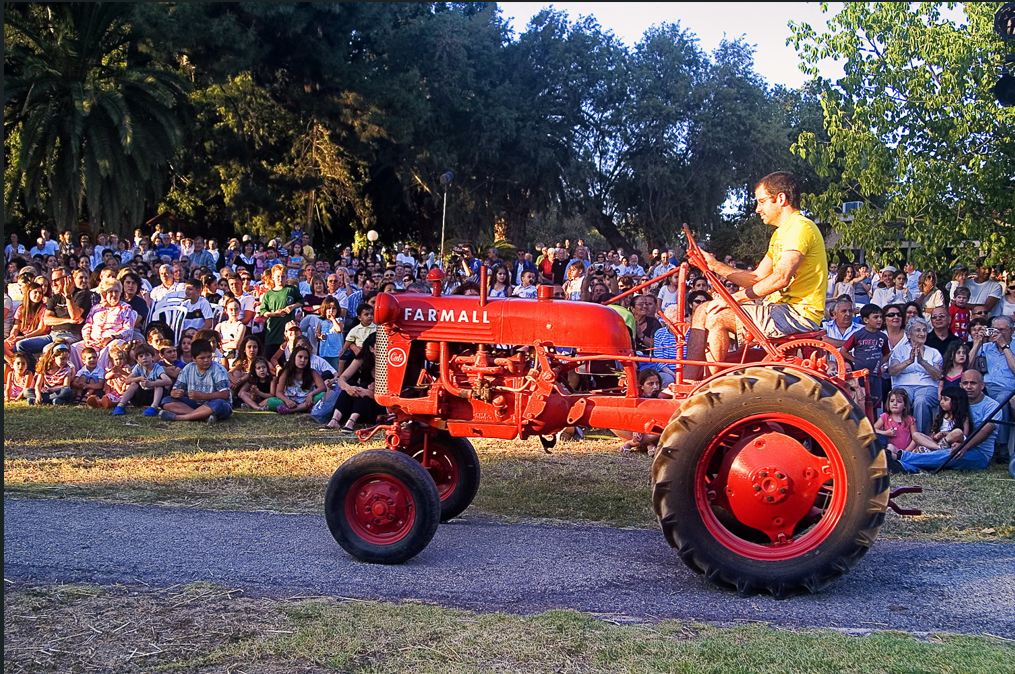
687,171,827,375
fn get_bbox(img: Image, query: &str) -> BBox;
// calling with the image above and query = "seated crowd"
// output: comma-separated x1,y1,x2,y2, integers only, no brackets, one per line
4,226,1012,474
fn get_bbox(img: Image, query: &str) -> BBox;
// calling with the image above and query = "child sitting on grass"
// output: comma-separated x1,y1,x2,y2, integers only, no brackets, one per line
113,343,172,416
72,346,105,404
875,388,918,457
228,335,261,394
158,338,232,424
617,369,665,454
267,345,325,414
914,385,972,451
87,344,131,409
35,342,75,405
238,356,274,411
5,353,36,403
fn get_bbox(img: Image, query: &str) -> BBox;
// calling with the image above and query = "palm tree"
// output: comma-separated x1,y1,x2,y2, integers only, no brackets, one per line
4,3,189,235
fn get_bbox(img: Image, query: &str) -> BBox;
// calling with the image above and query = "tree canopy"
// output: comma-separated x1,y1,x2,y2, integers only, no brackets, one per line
790,2,1013,268
6,1,829,261
4,3,189,235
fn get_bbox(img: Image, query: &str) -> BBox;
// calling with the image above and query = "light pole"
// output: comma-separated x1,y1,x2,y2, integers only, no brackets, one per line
438,171,454,266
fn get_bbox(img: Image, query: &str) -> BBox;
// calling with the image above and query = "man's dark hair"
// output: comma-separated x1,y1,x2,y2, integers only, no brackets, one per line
190,339,214,357
756,171,801,210
186,277,202,290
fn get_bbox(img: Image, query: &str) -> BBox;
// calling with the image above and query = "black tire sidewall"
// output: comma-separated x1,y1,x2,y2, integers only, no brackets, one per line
325,450,441,564
404,432,481,522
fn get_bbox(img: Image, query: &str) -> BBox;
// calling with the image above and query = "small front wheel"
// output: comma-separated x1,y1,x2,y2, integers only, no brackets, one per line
325,450,441,564
403,431,480,522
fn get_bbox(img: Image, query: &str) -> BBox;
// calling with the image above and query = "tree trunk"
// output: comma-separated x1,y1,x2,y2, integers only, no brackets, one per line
592,210,634,253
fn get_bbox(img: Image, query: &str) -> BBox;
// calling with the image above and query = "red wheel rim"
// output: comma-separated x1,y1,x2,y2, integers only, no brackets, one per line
344,473,416,545
408,443,459,502
694,413,848,561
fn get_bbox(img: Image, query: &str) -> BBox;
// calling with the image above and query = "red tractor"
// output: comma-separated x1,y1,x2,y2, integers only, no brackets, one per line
325,228,907,598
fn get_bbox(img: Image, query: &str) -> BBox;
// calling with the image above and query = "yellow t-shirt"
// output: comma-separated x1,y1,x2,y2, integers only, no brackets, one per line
764,211,827,324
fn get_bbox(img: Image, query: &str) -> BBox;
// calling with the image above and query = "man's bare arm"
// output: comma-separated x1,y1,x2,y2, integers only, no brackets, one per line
746,250,803,300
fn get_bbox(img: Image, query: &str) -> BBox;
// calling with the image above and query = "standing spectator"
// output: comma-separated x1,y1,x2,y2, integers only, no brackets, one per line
224,272,256,325
159,338,233,423
904,261,922,297
887,317,942,434
395,244,416,269
549,248,570,285
657,272,682,311
841,304,890,410
964,263,1003,316
854,264,873,305
949,286,972,341
257,265,303,358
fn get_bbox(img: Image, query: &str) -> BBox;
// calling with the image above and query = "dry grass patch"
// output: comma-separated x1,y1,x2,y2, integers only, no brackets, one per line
6,583,1014,674
4,404,1013,538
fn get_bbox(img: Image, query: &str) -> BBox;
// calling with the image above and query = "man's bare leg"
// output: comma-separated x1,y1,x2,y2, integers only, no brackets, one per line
690,301,738,376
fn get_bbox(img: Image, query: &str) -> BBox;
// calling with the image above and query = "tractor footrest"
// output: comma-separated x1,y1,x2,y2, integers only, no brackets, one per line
887,485,923,516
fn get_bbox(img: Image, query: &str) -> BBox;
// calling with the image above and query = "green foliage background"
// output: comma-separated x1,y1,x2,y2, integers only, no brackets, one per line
5,2,1010,267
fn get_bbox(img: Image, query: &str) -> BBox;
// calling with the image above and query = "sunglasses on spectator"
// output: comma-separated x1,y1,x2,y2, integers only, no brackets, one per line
884,312,901,317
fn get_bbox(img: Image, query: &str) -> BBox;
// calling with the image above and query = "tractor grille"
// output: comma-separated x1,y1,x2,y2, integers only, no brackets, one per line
375,327,389,396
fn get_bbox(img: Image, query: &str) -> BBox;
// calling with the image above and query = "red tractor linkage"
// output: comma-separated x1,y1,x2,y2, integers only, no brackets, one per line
324,226,916,598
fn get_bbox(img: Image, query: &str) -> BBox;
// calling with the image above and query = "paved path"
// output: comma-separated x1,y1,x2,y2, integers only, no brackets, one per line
5,498,1013,636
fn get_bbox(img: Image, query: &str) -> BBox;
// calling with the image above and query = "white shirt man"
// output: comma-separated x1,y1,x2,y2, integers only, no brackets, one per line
396,246,417,269
150,265,186,303
624,254,647,278
964,265,1003,316
5,235,26,262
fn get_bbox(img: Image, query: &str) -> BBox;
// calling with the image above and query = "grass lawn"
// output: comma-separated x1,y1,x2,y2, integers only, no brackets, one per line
5,403,1014,539
5,583,1014,674
5,404,1015,673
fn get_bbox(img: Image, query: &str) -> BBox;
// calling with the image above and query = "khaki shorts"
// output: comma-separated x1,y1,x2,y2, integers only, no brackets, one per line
731,302,819,342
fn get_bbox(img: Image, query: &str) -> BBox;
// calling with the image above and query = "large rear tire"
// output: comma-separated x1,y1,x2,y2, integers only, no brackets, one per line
325,450,441,564
403,432,480,522
652,367,889,598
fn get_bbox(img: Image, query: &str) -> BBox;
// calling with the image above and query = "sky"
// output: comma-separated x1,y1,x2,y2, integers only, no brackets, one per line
498,2,846,89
